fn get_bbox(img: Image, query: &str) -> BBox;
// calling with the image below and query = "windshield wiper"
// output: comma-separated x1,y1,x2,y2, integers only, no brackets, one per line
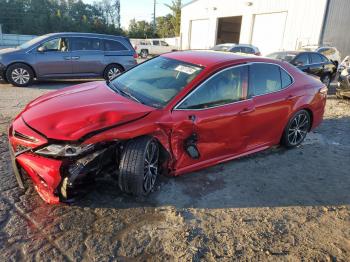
109,82,142,104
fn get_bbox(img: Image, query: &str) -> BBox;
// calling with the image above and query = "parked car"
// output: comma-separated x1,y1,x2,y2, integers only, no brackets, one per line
299,45,341,68
135,39,177,58
267,51,337,87
337,56,350,98
8,51,327,204
211,43,261,56
0,32,137,87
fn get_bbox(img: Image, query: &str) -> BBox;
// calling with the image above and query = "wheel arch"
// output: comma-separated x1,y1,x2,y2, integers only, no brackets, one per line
6,62,37,79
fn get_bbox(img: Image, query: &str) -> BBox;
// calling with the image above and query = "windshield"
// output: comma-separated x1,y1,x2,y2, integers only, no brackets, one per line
267,52,297,62
109,57,203,108
18,35,49,49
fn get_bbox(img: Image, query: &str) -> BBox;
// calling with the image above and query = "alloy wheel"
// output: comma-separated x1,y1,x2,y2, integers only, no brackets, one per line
11,68,30,85
107,67,120,81
287,112,310,146
143,141,159,193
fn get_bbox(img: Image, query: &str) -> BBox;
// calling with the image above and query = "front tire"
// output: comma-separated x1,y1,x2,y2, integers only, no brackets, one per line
119,137,160,196
6,63,34,87
281,110,311,148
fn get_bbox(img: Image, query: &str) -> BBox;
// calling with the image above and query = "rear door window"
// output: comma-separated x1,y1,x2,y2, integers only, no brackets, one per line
310,53,323,64
241,47,255,54
294,54,309,65
71,37,102,51
104,40,128,51
153,40,160,46
249,63,289,97
231,46,241,53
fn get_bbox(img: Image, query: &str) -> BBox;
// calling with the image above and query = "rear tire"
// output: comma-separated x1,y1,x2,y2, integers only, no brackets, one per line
140,49,149,59
103,64,124,81
321,73,331,88
119,137,160,196
6,63,34,87
281,110,311,148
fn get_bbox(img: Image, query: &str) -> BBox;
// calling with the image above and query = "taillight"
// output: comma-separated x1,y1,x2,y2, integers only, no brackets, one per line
256,52,261,56
133,53,138,59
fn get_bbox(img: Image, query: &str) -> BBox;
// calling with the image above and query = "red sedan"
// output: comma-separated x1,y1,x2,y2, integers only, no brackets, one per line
8,51,327,204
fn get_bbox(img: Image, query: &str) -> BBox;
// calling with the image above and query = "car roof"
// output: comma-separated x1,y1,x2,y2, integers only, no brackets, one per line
162,50,276,67
42,32,127,39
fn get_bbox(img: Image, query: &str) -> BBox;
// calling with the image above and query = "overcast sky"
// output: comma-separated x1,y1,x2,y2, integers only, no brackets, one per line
83,0,190,29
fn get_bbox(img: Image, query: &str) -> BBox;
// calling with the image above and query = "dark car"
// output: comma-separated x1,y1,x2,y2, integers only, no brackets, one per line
0,32,137,87
8,51,327,204
267,51,337,87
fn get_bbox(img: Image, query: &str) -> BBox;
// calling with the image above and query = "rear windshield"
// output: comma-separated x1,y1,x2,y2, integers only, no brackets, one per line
109,57,203,108
267,52,297,62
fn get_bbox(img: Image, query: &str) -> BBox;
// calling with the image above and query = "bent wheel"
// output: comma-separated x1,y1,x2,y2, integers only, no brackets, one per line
282,110,311,148
119,137,159,196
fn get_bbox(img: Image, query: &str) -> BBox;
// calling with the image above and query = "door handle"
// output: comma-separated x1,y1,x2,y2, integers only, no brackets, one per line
239,107,255,115
71,56,80,60
64,56,71,60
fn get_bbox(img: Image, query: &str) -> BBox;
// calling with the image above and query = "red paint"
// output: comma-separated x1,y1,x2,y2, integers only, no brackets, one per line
9,51,327,203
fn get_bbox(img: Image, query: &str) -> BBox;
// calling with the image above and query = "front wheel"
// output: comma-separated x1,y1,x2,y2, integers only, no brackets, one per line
6,63,34,87
281,110,311,148
119,137,160,196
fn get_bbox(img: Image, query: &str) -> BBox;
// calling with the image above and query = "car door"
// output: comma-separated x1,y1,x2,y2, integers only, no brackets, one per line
308,53,324,79
70,37,105,76
150,40,160,55
243,63,295,149
170,65,253,171
34,37,72,78
292,53,310,74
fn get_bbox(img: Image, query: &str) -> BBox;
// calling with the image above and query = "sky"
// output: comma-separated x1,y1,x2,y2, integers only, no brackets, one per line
83,0,191,29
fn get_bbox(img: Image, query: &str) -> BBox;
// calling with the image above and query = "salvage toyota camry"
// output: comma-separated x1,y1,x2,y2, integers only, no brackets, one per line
8,51,327,204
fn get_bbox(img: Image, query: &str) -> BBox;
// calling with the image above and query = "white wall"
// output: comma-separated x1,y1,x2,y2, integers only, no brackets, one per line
181,0,328,54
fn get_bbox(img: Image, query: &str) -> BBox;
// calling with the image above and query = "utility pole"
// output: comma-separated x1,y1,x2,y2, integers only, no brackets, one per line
153,0,156,34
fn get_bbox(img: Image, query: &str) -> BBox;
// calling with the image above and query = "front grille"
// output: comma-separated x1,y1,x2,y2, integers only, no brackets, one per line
14,131,37,142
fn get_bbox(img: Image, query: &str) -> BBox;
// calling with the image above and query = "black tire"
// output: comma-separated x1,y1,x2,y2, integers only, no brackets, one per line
6,63,34,87
281,110,311,148
321,73,331,88
103,64,124,81
140,49,149,59
119,136,160,196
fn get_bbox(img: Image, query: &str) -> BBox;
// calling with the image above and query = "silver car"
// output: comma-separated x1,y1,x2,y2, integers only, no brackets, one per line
0,32,137,87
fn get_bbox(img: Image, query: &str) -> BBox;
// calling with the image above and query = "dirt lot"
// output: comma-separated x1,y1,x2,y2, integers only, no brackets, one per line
0,80,350,261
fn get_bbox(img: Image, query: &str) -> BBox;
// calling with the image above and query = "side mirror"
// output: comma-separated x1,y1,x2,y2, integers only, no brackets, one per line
37,46,45,52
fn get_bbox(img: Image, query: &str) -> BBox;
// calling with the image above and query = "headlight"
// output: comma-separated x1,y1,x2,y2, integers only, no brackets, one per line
36,144,95,157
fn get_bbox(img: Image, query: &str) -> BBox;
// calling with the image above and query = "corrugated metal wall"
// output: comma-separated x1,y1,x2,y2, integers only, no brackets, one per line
323,0,350,58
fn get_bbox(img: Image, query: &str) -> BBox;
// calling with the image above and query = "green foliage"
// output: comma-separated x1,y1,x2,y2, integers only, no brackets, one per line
127,0,181,39
0,0,124,35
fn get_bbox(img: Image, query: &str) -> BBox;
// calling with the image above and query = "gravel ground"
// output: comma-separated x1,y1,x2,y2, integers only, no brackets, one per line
0,81,350,261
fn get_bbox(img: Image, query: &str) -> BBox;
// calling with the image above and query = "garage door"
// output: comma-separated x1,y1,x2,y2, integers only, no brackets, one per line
251,12,287,55
190,19,210,49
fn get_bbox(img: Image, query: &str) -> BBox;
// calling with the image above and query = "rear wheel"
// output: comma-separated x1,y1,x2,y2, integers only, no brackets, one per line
281,110,311,148
103,64,124,81
140,49,149,59
119,137,160,196
6,63,34,87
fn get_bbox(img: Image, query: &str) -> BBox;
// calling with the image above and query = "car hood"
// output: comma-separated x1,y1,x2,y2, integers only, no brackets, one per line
21,81,155,141
0,47,21,55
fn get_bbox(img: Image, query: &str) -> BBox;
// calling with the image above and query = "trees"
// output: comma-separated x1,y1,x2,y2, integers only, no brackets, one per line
0,0,123,35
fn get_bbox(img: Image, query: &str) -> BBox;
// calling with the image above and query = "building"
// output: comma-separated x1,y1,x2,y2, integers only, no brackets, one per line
180,0,350,57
